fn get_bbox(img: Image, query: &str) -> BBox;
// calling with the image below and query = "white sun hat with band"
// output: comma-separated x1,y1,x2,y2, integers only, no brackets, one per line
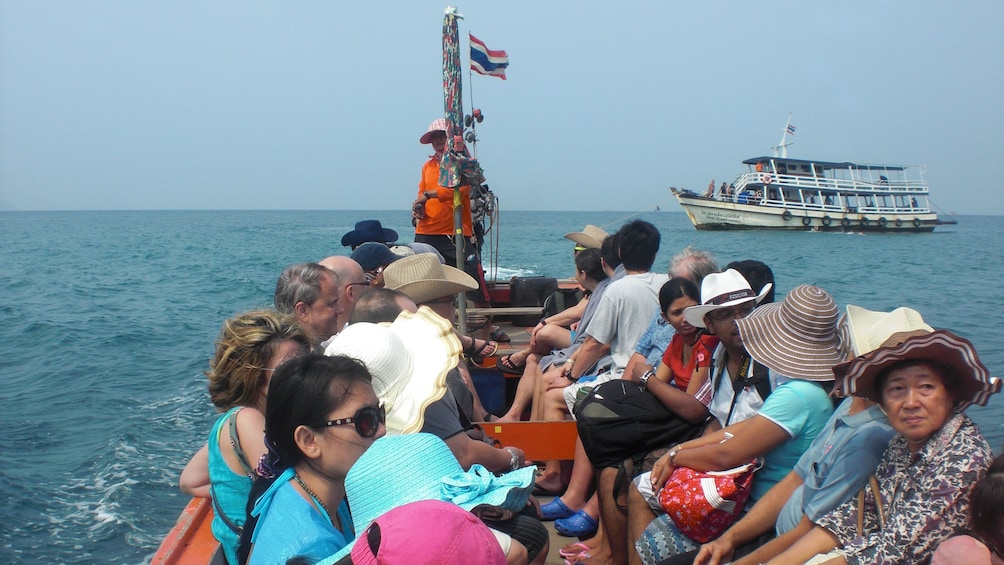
842,304,933,358
684,268,773,329
736,284,843,382
323,307,460,434
563,224,608,250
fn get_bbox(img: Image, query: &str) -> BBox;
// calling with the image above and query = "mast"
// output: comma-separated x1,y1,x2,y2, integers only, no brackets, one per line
772,113,795,158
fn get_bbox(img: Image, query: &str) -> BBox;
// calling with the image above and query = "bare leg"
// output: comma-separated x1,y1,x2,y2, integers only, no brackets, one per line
552,437,594,508
597,466,629,565
498,353,542,422
535,384,571,493
626,482,657,565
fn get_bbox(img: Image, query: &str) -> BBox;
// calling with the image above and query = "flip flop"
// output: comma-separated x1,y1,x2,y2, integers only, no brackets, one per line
464,338,499,360
558,543,592,560
555,510,599,538
495,354,525,375
490,327,511,343
540,497,576,521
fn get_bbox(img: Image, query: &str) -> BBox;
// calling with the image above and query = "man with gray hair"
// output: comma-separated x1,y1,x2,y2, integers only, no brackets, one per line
670,245,718,286
273,262,343,350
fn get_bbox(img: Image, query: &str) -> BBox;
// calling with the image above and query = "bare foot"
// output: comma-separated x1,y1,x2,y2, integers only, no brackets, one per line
534,475,564,495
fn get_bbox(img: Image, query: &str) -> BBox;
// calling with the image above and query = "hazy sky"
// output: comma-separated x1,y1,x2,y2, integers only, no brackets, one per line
2,1,1002,214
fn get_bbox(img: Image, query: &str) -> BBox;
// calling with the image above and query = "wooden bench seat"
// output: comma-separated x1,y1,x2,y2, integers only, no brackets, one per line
466,306,544,317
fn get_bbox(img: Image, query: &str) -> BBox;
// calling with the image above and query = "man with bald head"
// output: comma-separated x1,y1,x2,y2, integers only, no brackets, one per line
319,255,368,335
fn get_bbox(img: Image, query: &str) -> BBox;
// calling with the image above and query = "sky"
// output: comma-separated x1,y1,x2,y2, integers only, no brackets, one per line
1,1,1002,215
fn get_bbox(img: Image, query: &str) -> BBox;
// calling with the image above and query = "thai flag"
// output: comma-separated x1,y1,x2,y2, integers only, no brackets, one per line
469,34,508,80
786,123,797,135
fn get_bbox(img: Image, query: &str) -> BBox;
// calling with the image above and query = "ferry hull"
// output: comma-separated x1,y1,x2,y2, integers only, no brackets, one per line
674,193,937,233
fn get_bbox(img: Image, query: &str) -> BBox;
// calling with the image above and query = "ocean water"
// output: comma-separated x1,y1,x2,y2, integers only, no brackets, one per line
1,209,1001,564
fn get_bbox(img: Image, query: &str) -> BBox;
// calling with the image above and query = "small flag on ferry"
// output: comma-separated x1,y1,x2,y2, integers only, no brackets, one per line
786,123,797,135
469,34,508,80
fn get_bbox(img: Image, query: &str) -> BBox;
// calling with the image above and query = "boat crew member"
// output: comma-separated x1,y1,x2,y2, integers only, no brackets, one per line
411,118,486,300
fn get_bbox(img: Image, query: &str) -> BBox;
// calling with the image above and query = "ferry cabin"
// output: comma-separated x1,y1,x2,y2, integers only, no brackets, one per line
723,157,932,216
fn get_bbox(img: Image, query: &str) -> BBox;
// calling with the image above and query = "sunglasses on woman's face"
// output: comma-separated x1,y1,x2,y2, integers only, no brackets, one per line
315,404,385,438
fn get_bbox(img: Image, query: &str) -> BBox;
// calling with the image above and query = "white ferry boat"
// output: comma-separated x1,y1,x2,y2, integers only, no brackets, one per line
671,124,950,232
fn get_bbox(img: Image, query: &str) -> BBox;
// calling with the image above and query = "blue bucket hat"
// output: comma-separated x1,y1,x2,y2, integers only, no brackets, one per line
341,220,399,248
343,433,534,536
350,242,401,272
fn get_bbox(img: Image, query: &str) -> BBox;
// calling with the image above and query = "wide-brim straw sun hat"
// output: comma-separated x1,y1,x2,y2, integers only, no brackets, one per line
563,224,608,250
382,252,477,304
419,118,448,144
684,268,773,329
831,329,1001,410
323,307,459,434
340,219,399,248
842,304,933,358
736,284,843,382
343,433,535,536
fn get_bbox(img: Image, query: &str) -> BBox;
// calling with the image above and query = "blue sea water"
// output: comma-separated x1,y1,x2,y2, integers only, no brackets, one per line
1,209,1002,564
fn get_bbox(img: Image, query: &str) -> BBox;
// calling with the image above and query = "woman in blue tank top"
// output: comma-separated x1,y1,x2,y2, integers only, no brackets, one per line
179,310,309,565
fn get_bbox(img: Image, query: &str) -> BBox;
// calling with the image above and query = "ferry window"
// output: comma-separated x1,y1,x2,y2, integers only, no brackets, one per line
801,165,811,172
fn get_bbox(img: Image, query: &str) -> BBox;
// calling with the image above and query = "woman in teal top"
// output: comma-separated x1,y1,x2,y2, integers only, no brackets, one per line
179,310,309,565
244,354,386,565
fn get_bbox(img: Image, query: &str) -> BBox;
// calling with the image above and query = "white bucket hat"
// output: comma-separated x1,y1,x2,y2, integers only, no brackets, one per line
736,285,842,381
382,253,477,305
323,307,460,434
684,269,772,328
563,224,608,250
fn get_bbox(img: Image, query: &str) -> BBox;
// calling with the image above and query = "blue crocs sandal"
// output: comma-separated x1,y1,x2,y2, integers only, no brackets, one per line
539,497,575,521
554,510,599,538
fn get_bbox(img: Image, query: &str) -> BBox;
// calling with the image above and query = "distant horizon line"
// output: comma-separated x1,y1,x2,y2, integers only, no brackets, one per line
0,208,996,217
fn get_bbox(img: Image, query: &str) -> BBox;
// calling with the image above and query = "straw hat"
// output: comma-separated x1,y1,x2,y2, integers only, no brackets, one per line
831,329,1001,410
343,433,535,535
563,224,608,250
349,242,400,272
684,269,773,328
323,307,459,434
345,500,506,565
419,118,448,144
341,220,399,248
842,304,933,358
736,285,842,382
382,253,477,304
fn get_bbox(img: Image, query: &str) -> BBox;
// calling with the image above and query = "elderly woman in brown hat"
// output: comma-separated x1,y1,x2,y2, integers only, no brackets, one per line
766,329,1001,565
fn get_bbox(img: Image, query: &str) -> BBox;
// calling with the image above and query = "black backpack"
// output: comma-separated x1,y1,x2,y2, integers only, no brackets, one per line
575,379,703,470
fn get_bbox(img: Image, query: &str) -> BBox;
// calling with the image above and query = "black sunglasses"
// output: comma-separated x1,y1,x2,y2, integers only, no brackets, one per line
314,405,385,438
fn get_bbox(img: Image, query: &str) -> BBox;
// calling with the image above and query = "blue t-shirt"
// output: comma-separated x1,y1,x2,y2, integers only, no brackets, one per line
249,475,354,565
634,309,676,367
752,379,833,501
775,397,894,533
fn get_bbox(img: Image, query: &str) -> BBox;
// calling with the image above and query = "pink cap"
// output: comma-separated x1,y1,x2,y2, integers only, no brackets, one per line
419,118,448,144
350,500,505,564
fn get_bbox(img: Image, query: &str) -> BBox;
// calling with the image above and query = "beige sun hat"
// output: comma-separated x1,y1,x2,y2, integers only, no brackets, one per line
684,268,773,329
735,284,843,382
382,252,477,304
563,224,608,250
842,304,934,358
323,307,460,434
